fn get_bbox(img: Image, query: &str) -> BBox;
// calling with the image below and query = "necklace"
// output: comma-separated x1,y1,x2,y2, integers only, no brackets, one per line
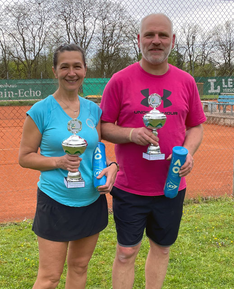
59,97,80,118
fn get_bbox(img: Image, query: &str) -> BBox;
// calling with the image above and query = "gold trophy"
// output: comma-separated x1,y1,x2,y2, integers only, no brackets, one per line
143,93,167,160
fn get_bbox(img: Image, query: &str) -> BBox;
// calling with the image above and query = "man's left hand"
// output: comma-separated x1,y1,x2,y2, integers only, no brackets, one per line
179,153,194,177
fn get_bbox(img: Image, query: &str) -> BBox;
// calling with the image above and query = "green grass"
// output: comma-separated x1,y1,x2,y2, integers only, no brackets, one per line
200,95,218,100
0,100,39,106
0,197,233,288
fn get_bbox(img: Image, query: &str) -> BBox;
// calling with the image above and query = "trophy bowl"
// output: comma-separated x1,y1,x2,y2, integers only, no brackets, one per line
142,93,167,160
143,110,167,131
62,135,87,156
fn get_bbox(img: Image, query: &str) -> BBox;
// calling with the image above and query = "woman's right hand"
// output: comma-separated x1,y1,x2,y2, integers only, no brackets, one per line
57,154,82,172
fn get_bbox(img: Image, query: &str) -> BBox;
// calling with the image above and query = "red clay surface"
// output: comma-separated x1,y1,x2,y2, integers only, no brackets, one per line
0,106,233,223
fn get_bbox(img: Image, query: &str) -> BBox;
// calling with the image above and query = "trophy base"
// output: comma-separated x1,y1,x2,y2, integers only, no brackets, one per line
64,177,85,188
143,152,165,160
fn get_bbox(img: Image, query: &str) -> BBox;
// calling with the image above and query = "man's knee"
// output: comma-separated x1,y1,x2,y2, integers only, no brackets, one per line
150,241,170,257
116,244,140,264
158,246,170,256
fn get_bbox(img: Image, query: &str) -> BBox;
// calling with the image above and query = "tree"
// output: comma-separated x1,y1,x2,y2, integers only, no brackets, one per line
168,48,184,68
88,51,134,78
181,23,200,75
53,0,98,56
0,28,11,79
213,20,234,76
90,0,135,77
126,18,141,62
2,0,52,78
174,23,218,77
190,30,216,77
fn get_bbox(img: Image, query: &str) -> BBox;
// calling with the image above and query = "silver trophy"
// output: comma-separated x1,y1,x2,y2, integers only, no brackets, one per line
143,93,167,160
62,119,87,188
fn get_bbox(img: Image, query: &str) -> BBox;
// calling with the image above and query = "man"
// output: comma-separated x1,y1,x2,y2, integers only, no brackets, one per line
100,13,206,289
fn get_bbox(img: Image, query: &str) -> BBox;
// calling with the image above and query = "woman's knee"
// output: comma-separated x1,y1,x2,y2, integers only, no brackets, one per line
67,257,89,276
35,270,62,289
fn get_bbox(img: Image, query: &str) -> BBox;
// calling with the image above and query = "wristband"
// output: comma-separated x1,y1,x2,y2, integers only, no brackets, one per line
108,161,119,171
129,128,135,142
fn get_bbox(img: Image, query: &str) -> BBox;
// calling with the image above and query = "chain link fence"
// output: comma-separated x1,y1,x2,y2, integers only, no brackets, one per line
0,0,234,221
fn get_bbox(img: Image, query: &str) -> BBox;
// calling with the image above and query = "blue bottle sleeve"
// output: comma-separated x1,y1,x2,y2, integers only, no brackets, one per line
93,142,107,188
164,146,188,198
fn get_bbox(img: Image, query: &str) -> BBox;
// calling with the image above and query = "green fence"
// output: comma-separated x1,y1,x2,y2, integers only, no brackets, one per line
83,78,110,96
0,79,58,100
195,77,234,95
1,77,234,101
0,79,110,100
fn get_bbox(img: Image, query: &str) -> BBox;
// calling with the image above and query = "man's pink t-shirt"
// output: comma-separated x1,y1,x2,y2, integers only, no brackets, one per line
100,63,206,196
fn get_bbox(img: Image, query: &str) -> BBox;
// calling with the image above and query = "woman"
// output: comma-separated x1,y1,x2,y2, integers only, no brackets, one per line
19,44,118,289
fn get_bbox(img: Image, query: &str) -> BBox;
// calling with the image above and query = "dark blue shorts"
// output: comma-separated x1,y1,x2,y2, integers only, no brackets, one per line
32,188,108,242
111,187,186,247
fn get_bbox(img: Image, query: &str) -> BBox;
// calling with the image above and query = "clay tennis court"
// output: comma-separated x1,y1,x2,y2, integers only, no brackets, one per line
0,106,233,223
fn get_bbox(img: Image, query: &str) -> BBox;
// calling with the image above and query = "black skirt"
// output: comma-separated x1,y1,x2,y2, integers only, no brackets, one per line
32,188,108,242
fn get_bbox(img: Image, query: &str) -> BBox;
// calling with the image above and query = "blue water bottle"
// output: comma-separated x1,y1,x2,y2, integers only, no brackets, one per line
93,142,107,188
164,146,188,198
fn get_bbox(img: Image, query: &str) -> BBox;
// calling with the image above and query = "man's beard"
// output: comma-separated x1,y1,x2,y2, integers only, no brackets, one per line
140,42,173,65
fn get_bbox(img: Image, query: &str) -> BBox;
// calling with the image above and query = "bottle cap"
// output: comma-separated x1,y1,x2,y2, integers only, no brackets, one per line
172,146,188,156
